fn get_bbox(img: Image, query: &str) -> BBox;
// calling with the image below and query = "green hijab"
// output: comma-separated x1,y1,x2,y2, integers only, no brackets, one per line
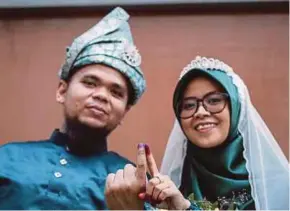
173,69,255,209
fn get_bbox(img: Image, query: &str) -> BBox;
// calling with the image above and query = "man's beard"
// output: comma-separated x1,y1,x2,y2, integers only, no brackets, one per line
63,115,111,155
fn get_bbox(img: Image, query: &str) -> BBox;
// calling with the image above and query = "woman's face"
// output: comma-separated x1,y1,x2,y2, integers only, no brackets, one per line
180,76,231,148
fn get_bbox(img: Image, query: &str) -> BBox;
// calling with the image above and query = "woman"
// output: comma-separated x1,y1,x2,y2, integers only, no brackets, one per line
143,56,289,210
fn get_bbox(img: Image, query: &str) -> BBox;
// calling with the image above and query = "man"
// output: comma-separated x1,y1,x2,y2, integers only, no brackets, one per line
0,7,146,209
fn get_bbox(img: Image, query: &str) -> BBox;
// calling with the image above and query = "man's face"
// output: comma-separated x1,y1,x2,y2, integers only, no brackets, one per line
56,64,131,134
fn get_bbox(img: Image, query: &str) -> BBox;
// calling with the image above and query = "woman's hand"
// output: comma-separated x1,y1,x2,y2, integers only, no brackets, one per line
139,145,191,210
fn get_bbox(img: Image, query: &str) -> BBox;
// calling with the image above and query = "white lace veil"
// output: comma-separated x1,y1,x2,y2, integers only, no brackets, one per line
160,56,289,210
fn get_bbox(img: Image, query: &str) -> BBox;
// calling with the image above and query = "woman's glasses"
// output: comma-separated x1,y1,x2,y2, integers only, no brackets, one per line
177,92,229,119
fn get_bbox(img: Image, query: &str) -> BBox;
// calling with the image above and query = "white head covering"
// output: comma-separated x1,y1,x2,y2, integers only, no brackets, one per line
161,56,289,210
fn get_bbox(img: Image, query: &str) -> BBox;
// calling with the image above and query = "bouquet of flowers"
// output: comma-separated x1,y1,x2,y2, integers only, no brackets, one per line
187,189,251,210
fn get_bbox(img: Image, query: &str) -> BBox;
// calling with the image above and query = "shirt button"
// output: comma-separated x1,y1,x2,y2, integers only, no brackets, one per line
54,172,62,178
60,159,67,165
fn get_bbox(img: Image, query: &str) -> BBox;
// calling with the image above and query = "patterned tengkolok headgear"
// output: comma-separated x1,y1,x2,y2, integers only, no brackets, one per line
59,7,146,105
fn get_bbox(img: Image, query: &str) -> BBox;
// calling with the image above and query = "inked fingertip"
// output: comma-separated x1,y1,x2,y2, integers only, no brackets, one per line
144,144,150,155
137,143,145,149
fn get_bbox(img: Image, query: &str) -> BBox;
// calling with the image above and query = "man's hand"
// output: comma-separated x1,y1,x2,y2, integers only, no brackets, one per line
105,143,147,210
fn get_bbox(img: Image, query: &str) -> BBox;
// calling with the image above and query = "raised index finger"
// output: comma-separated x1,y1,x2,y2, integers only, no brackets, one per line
145,144,159,177
136,143,147,184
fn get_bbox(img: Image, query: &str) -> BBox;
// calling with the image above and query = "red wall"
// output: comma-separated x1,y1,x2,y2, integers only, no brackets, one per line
0,12,288,167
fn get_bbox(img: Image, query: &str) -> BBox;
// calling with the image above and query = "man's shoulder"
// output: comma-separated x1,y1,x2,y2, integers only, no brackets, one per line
0,139,51,153
105,151,135,168
107,151,133,163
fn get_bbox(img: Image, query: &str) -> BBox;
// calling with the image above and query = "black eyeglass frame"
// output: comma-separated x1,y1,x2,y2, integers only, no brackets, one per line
177,91,229,119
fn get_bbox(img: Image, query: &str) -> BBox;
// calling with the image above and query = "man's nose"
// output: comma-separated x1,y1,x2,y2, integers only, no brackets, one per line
92,87,109,103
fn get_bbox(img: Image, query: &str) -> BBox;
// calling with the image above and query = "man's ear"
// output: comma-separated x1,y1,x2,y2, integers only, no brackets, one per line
56,80,68,104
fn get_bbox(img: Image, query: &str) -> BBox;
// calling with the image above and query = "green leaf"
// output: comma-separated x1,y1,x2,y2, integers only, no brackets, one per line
187,193,195,202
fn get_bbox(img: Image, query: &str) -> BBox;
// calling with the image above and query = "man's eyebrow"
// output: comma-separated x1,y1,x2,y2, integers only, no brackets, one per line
82,75,99,80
